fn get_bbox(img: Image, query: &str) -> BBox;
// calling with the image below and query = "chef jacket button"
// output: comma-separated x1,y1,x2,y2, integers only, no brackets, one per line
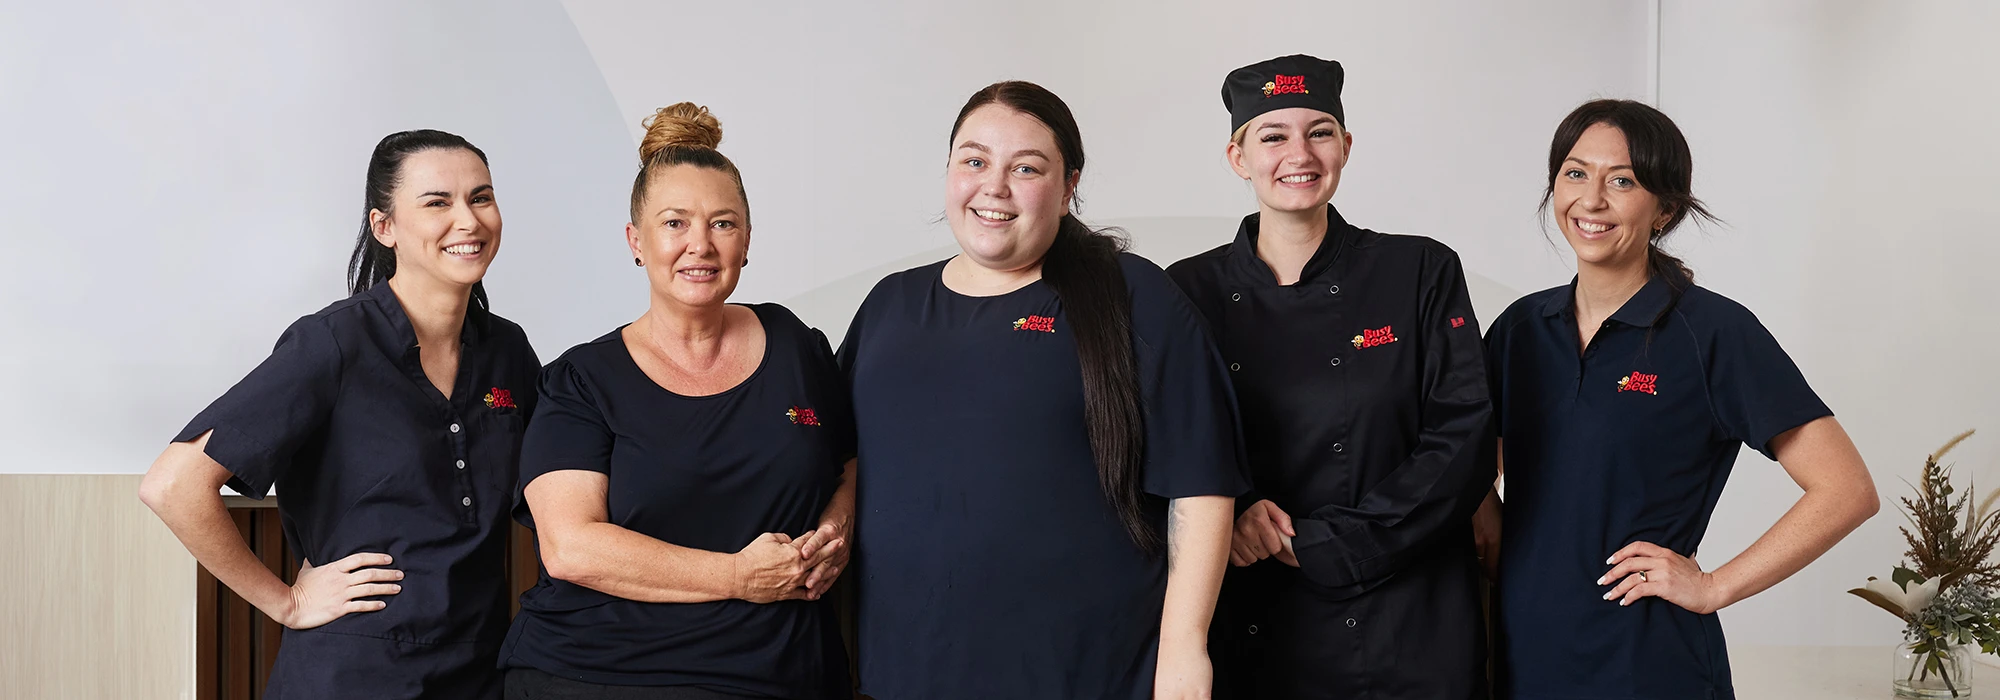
1332,442,1345,453
449,423,461,434
1229,363,1241,372
1248,624,1259,635
455,459,466,469
1230,292,1242,302
461,496,472,507
1329,357,1341,367
1329,285,1340,295
1345,618,1357,628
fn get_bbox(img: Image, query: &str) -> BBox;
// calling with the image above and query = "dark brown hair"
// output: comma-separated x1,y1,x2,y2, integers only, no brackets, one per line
1539,99,1717,291
949,81,1154,553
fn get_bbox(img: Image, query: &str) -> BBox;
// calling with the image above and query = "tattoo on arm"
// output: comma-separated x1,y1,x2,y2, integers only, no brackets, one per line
1167,499,1182,572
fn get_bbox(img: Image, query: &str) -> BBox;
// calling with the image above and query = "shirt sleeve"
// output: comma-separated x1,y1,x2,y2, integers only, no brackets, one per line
1164,259,1268,517
1130,258,1250,500
1290,247,1497,590
1702,308,1832,460
810,327,858,469
513,358,614,529
172,315,344,499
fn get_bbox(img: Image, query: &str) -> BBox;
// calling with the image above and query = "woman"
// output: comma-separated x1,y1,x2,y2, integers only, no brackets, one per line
839,81,1242,699
497,103,853,700
1165,55,1495,699
1481,99,1879,699
139,130,539,699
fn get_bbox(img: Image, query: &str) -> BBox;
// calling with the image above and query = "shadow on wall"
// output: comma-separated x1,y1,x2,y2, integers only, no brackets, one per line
783,215,1523,343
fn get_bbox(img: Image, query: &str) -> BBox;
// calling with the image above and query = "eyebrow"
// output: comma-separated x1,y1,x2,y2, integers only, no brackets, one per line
417,184,494,199
654,207,741,218
954,141,1049,160
1257,117,1339,131
1563,157,1634,172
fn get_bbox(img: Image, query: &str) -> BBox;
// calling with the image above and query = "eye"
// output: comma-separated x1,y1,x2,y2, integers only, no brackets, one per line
1260,133,1284,144
1611,176,1637,188
663,218,685,230
1013,164,1040,175
712,220,736,230
1563,168,1586,180
425,199,450,207
471,194,493,204
964,157,985,169
1310,129,1336,138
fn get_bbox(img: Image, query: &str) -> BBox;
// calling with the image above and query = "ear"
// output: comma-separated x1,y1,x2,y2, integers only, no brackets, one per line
1340,129,1355,160
1226,139,1252,180
625,221,644,260
1064,170,1081,210
1654,203,1677,234
369,209,395,249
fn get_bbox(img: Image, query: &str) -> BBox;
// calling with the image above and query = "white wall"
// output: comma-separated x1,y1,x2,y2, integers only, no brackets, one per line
1659,0,2000,647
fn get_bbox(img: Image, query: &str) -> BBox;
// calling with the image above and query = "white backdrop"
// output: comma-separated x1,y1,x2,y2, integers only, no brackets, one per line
2,0,1991,648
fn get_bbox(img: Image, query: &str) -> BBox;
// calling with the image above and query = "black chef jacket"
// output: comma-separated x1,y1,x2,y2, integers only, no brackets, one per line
1166,206,1494,699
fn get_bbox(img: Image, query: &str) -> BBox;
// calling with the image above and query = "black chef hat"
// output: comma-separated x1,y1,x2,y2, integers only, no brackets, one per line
1222,54,1345,134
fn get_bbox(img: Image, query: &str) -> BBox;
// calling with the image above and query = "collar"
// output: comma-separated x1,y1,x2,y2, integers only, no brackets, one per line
1227,204,1352,285
1540,273,1676,328
361,280,488,351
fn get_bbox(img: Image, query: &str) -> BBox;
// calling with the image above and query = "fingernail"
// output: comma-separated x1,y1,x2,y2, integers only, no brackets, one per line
1603,591,1614,600
1620,599,1631,606
1606,556,1615,565
1596,576,1607,585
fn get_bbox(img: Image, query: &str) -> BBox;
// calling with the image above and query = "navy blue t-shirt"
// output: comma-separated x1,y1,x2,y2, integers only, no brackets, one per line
1484,276,1832,700
840,254,1248,700
498,303,851,699
174,282,541,700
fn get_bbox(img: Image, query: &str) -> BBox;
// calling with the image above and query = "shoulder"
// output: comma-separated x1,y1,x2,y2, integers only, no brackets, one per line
545,329,624,375
1351,229,1466,270
1671,284,1764,332
1117,252,1208,339
1163,242,1233,289
1486,284,1567,344
864,259,949,306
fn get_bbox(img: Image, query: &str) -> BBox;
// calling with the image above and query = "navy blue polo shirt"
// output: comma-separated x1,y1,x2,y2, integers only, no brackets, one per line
174,281,541,700
1484,275,1832,700
840,253,1248,700
499,303,851,699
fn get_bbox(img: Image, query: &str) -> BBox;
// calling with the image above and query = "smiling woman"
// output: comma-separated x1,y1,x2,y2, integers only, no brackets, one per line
138,129,542,700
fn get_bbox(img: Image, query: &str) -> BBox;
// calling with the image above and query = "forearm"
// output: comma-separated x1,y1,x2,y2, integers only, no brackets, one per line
1708,481,1877,611
1161,495,1232,653
817,459,856,528
540,522,741,603
141,447,294,620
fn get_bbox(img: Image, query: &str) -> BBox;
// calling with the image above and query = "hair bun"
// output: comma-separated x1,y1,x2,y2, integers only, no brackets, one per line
639,102,723,162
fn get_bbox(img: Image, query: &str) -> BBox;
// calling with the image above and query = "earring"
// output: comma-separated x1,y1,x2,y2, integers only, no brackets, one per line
634,257,643,267
742,257,750,267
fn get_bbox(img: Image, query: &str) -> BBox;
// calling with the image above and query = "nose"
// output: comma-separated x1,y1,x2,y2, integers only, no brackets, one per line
1578,180,1608,211
683,222,714,257
979,166,1010,199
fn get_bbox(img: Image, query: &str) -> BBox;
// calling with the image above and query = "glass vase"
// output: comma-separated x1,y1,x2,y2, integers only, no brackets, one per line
1895,641,1975,698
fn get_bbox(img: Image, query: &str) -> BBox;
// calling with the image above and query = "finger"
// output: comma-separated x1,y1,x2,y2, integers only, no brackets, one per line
333,552,394,572
1275,547,1299,567
804,538,844,569
343,599,388,613
1604,573,1646,602
804,560,831,591
346,583,403,598
1596,557,1660,586
1256,521,1285,558
770,532,793,545
1620,581,1659,606
1607,541,1669,565
1267,506,1295,538
800,526,834,558
793,530,821,555
1229,550,1248,567
808,565,842,598
349,567,405,584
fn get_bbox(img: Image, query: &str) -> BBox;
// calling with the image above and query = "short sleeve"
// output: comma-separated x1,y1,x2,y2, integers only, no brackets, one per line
1702,310,1832,460
514,359,615,528
1126,257,1250,500
809,327,858,467
173,315,343,499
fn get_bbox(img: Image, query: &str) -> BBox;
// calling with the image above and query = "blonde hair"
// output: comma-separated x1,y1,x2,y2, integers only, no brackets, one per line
629,102,747,224
1230,115,1345,146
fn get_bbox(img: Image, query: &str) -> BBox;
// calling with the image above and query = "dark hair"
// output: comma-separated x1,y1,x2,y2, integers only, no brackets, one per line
630,102,749,225
1539,99,1717,291
949,81,1154,553
346,129,491,311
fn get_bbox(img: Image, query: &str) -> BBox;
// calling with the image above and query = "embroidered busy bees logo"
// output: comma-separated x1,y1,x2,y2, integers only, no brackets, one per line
1617,372,1660,395
1351,325,1397,349
1013,315,1056,333
787,407,821,426
1262,74,1309,97
483,387,516,409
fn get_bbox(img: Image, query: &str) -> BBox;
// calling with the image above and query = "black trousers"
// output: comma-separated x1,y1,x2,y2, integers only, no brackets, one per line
504,668,766,700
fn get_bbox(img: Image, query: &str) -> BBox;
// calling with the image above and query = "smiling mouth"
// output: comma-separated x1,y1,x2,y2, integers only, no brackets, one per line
443,241,485,256
1574,220,1615,234
1278,174,1320,184
677,267,718,279
972,209,1018,222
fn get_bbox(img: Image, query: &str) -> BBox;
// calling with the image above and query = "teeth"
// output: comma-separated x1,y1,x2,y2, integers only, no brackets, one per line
682,269,716,277
1280,174,1319,183
974,209,1017,221
445,243,481,255
1576,221,1612,233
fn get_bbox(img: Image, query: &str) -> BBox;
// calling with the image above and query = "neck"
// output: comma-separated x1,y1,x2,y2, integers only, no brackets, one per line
1253,204,1328,284
386,274,471,348
1573,254,1652,321
944,254,1044,296
640,299,730,355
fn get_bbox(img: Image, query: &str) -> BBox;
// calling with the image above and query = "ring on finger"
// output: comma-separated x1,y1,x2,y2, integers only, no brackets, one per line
1637,571,1650,582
